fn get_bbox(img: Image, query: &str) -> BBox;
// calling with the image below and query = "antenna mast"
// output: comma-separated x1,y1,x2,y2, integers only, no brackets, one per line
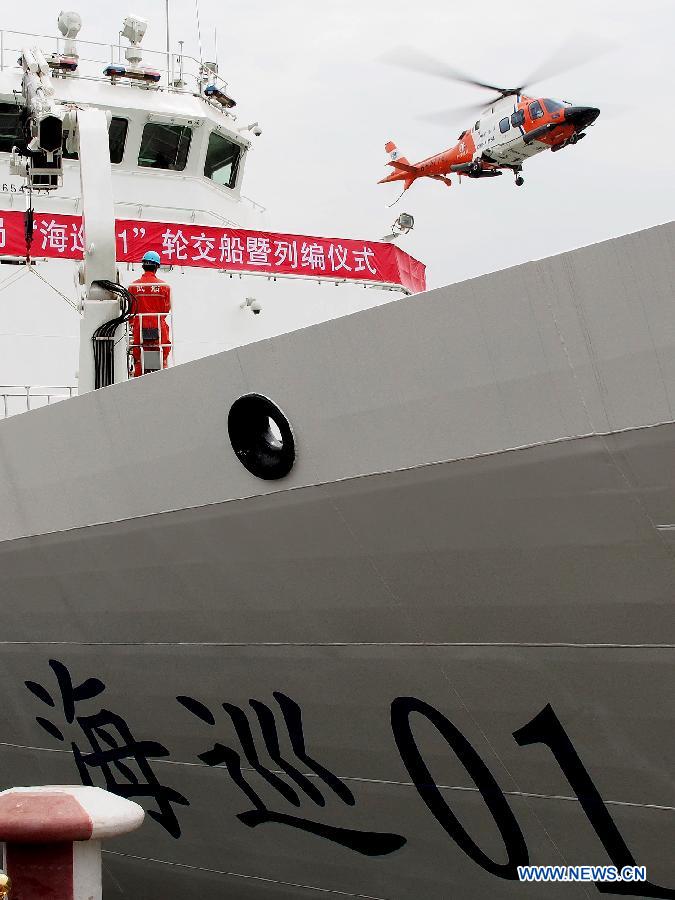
165,0,171,87
194,0,203,63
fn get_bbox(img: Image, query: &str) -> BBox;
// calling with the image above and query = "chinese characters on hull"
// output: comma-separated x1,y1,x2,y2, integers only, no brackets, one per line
26,659,188,838
23,660,675,897
176,691,405,856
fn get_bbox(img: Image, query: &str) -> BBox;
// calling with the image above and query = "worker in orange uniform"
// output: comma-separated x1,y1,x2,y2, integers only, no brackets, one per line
128,250,172,377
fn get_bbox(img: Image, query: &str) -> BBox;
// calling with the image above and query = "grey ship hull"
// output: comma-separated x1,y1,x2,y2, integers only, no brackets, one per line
0,223,673,898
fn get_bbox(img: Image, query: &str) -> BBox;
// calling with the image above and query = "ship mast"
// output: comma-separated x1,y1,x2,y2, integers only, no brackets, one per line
11,12,131,394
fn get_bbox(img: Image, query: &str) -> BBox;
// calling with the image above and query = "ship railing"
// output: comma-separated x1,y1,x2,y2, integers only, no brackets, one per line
3,196,267,224
241,195,267,215
0,27,235,112
0,384,77,419
127,311,173,377
115,198,266,224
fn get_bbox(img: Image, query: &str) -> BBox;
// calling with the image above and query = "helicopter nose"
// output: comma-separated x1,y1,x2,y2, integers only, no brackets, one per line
564,106,600,129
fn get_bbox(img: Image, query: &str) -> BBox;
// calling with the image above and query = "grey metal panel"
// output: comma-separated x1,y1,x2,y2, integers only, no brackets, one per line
0,223,672,543
537,222,675,431
0,425,673,645
602,423,675,526
0,641,673,897
101,854,346,900
0,223,673,898
96,791,671,900
0,422,673,893
2,641,674,805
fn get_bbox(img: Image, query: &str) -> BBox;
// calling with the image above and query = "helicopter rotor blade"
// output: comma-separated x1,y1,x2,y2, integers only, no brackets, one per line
383,34,615,129
380,45,511,94
416,97,501,127
518,31,615,92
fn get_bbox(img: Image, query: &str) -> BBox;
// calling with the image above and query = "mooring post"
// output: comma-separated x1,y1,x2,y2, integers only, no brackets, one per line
0,785,144,900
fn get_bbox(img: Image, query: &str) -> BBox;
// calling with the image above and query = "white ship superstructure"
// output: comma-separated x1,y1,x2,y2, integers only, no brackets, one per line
0,12,423,392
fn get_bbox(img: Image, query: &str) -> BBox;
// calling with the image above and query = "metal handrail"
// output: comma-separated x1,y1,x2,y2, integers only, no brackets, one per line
127,311,174,377
4,195,267,223
0,384,77,418
0,26,234,104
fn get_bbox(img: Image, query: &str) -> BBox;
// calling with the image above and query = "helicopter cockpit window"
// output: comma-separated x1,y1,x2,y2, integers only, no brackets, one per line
61,116,128,163
544,99,564,113
511,109,524,128
529,100,544,120
499,117,510,133
0,102,22,153
138,123,192,171
204,131,241,189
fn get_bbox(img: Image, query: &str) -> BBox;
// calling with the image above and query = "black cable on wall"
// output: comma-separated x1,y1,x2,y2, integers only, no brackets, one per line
90,281,136,390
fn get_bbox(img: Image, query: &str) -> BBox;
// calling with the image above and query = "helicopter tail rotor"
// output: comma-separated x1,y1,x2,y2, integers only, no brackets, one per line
379,141,421,190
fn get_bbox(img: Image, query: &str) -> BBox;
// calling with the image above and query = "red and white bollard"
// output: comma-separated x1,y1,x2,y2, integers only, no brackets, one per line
0,785,144,900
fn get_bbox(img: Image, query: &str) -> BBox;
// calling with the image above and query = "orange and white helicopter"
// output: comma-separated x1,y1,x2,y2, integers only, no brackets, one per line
378,46,601,194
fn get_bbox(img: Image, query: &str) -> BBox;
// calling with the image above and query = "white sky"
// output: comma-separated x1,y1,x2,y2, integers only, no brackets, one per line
2,0,674,288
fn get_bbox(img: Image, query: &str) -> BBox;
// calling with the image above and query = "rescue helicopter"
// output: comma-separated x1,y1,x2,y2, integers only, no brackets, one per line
378,44,601,195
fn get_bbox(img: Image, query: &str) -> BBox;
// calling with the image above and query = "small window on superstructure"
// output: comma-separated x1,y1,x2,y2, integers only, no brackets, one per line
61,116,129,163
499,117,510,133
62,134,77,160
109,117,128,163
0,102,22,153
138,123,192,171
529,100,544,120
204,131,241,189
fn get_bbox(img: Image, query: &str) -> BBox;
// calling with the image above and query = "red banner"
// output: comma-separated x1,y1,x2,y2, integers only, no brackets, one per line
0,211,426,294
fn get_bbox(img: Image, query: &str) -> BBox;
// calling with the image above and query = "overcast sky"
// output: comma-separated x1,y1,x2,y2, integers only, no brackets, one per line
3,0,674,288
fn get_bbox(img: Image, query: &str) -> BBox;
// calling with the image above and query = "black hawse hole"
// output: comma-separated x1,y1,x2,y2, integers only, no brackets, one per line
228,394,295,480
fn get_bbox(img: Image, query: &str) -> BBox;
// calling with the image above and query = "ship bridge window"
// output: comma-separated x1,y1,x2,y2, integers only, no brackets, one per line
138,123,192,171
108,118,128,163
204,131,241,189
0,102,22,153
529,100,544,120
61,116,129,163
